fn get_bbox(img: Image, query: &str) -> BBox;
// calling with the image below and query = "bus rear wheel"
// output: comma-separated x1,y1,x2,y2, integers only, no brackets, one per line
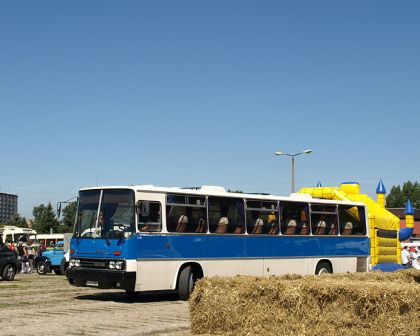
178,266,195,301
315,261,332,275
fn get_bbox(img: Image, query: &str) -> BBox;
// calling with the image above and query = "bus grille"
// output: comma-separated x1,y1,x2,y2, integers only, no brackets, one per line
80,259,108,269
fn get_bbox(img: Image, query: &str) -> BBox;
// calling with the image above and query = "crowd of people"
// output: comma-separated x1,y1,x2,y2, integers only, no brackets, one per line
8,240,46,273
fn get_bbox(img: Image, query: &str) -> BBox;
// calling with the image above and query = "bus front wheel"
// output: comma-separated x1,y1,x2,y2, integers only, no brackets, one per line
315,261,332,275
178,266,195,301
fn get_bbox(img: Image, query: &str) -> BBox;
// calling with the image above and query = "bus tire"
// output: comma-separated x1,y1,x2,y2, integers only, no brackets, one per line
315,261,332,275
2,264,16,281
178,266,195,301
37,261,48,275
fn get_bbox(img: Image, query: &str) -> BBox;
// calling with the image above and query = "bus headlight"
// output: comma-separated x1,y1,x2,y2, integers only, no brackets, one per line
69,259,81,267
115,261,124,270
109,260,124,270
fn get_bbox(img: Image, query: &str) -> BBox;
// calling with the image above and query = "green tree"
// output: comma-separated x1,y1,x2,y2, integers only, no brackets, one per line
59,201,77,233
32,203,60,234
386,181,420,209
0,214,28,228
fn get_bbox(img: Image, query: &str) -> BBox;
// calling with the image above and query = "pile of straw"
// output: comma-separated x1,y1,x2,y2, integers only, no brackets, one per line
190,270,420,336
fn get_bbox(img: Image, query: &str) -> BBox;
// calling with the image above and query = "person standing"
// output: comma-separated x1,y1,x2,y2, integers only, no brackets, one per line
17,242,27,273
37,241,46,257
24,240,36,273
401,246,411,269
409,247,419,270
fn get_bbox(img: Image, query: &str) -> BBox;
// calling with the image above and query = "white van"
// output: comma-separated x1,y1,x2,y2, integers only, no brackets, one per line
0,226,37,245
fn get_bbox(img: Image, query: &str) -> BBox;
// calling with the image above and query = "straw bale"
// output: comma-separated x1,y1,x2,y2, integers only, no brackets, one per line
190,271,420,336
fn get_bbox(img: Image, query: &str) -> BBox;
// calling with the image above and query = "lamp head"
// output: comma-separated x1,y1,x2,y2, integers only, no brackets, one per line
303,149,312,154
274,151,285,156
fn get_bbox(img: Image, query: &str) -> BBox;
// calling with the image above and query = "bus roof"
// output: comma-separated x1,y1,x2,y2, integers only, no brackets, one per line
79,185,366,207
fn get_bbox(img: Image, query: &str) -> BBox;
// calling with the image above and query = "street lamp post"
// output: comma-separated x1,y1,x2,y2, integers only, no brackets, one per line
274,149,312,193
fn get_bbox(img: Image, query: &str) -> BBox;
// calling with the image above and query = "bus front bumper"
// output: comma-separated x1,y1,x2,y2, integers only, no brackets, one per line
66,267,136,291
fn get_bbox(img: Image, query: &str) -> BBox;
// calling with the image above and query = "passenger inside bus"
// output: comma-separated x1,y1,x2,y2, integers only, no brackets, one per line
267,212,278,234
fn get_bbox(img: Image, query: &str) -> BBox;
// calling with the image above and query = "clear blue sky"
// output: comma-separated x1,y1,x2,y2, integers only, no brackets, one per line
1,1,419,218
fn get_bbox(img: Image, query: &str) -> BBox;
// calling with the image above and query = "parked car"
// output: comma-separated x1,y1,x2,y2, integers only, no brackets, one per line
36,241,66,275
0,242,18,281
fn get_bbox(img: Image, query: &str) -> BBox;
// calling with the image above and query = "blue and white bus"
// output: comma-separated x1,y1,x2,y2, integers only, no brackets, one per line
66,185,370,299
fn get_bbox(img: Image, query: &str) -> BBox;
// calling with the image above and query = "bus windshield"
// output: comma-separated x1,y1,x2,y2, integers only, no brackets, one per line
75,189,135,239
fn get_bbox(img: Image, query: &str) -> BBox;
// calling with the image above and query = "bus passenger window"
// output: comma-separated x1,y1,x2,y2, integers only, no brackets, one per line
310,204,338,236
166,194,207,233
280,201,308,235
209,197,245,234
138,201,161,232
245,200,279,235
338,205,366,236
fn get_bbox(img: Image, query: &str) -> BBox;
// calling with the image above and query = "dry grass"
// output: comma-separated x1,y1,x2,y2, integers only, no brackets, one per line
190,270,420,336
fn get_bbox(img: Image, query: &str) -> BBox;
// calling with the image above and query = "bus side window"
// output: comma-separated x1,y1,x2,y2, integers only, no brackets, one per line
137,201,162,232
338,205,366,236
310,204,337,236
209,197,245,234
166,195,207,233
281,201,308,235
246,200,279,235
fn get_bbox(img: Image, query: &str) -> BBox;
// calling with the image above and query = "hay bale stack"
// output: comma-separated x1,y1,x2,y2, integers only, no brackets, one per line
190,270,420,336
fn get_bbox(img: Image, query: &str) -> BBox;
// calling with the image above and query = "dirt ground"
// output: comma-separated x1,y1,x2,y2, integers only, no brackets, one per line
0,272,190,336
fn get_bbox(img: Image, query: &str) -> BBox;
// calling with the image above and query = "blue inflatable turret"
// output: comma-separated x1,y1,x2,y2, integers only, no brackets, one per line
376,179,386,194
399,199,415,241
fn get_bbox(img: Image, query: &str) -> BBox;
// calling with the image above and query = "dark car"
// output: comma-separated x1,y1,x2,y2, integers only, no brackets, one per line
0,242,18,281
